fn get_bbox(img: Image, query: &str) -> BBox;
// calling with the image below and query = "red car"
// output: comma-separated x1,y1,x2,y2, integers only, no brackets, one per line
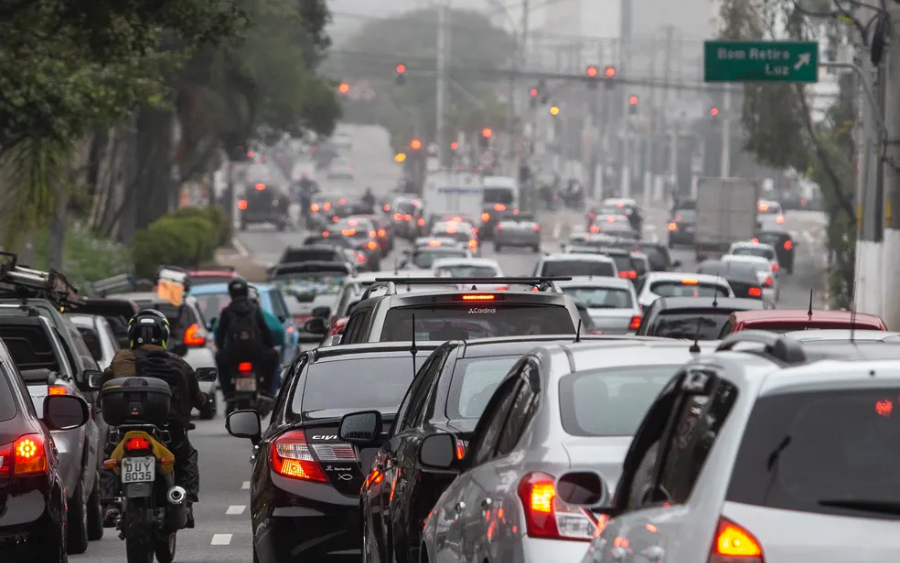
720,309,887,337
188,266,240,286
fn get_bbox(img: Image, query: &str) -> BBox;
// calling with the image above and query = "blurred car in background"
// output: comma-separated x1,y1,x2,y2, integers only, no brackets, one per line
494,213,541,252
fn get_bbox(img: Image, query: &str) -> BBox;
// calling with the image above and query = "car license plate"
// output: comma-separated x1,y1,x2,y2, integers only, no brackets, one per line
236,377,257,392
121,456,155,483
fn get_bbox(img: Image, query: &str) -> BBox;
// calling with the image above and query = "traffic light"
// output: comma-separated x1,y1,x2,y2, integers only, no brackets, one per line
338,82,350,94
394,153,407,163
628,95,638,115
604,66,616,89
549,105,560,116
395,63,407,86
710,107,719,116
586,65,599,89
450,141,459,151
410,139,422,150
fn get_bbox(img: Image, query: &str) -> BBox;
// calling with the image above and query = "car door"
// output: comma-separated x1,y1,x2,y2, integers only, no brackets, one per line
434,375,521,563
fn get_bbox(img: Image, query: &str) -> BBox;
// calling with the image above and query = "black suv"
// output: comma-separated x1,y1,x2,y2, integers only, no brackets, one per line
698,259,765,300
239,181,292,231
754,230,796,274
317,277,581,345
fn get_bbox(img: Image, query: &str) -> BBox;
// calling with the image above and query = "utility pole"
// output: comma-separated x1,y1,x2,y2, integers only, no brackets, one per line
645,39,658,209
618,0,633,198
437,3,449,168
662,26,674,204
882,3,900,328
720,87,731,177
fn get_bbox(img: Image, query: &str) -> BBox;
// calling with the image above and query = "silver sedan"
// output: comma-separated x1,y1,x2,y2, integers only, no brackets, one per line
494,215,542,252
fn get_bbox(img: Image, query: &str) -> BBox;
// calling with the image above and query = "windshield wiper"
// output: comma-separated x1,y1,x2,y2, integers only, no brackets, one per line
817,499,900,517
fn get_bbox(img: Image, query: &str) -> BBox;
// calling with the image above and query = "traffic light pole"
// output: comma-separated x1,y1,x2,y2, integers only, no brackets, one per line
436,3,449,168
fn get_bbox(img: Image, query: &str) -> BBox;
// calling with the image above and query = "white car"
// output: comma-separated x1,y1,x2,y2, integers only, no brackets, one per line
636,272,734,310
432,257,504,291
757,199,785,228
557,277,642,334
534,254,619,278
722,254,778,303
332,130,352,150
727,240,781,275
327,156,354,179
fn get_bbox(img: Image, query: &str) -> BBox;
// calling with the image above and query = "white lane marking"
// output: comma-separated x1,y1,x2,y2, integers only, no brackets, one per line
211,534,233,546
232,237,249,257
552,223,562,240
241,481,250,490
226,505,246,515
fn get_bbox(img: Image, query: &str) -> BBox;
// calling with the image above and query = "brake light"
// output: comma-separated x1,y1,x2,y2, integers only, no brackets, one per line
48,385,67,395
255,183,266,191
771,264,780,271
394,213,403,221
456,440,467,459
682,279,699,285
533,225,541,232
357,254,367,263
367,241,379,250
184,323,206,346
383,204,391,212
751,237,759,243
321,230,329,237
763,277,773,287
494,204,506,211
238,362,253,373
589,226,599,233
629,315,642,330
468,239,478,250
606,216,615,223
323,202,331,211
497,224,504,231
461,294,495,301
311,203,320,212
675,214,683,221
668,222,677,231
784,240,792,250
748,287,762,297
338,198,346,205
513,209,520,215
126,437,151,451
517,472,595,541
428,240,442,247
332,216,339,223
776,215,784,224
482,212,491,222
618,270,637,279
589,212,595,219
758,202,769,211
417,218,425,226
404,214,412,221
378,229,386,237
342,229,356,236
238,199,248,210
270,430,328,482
710,518,763,562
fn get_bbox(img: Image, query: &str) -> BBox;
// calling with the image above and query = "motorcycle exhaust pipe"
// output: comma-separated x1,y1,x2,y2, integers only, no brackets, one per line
167,486,187,506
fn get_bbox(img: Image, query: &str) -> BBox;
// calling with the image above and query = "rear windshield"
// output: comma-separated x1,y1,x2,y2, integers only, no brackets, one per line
380,305,575,341
650,281,729,298
732,247,775,260
673,209,696,221
281,249,340,263
434,265,498,278
0,325,58,372
193,292,229,322
190,275,234,286
411,249,468,269
561,286,633,308
447,356,520,419
756,232,791,250
540,260,615,278
559,366,677,436
294,356,429,413
639,244,669,269
273,273,347,297
395,201,417,214
727,388,900,520
647,310,732,339
0,369,16,422
484,187,515,205
135,303,199,332
608,255,634,273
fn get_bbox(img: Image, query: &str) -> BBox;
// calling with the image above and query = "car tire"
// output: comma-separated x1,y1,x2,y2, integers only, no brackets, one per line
199,391,217,420
38,492,68,563
87,470,104,540
67,477,90,554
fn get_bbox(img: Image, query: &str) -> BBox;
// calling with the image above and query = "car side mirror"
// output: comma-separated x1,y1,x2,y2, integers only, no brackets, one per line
171,342,189,357
338,410,382,446
418,432,458,471
226,410,262,445
303,317,328,335
671,260,682,268
43,395,89,430
196,367,218,382
312,306,331,319
556,470,610,507
82,369,104,391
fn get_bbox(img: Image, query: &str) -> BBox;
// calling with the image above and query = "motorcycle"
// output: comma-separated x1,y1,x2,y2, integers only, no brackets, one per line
100,368,217,563
226,361,275,416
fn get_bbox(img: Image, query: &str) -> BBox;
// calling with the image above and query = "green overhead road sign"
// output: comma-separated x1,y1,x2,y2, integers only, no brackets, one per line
704,41,819,83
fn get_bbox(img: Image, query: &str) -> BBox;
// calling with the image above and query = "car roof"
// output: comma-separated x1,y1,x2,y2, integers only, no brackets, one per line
309,341,444,363
431,257,500,268
544,253,615,263
363,286,575,309
652,296,766,311
731,309,885,325
557,277,633,290
784,329,900,342
554,339,720,373
759,354,900,395
646,272,730,284
731,240,776,251
723,254,771,266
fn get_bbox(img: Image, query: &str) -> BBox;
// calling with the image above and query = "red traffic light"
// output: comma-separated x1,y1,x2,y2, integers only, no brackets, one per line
410,139,422,150
710,107,719,116
396,64,407,74
628,95,638,105
529,87,538,97
450,142,459,151
338,82,350,94
586,65,599,78
482,128,493,138
605,66,616,78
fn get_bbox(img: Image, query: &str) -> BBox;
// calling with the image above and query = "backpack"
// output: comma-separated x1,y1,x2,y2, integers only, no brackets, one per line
133,348,188,426
226,306,264,359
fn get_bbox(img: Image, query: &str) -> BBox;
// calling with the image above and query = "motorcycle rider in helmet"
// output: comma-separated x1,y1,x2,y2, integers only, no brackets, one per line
362,186,376,213
100,309,209,528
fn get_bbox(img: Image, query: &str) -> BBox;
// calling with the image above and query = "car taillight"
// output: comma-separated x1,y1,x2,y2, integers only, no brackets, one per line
709,517,763,563
668,222,677,231
784,240,792,250
497,224,504,231
494,204,506,211
533,225,541,232
589,212,595,219
771,264,779,271
270,430,327,482
468,239,478,250
332,216,340,223
311,203,320,212
763,277,773,287
394,213,403,221
357,253,367,263
589,225,599,233
184,323,206,346
517,472,595,541
618,270,637,279
404,214,412,221
629,315,642,330
456,440,468,459
482,212,490,222
0,435,49,476
238,200,248,210
48,385,67,395
378,229,387,237
367,241,379,250
383,204,391,212
126,436,151,451
776,215,784,224
417,218,425,226
748,287,762,297
238,362,253,374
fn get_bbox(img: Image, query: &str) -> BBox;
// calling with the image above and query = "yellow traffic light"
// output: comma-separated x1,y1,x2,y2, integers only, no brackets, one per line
549,105,560,116
394,153,407,163
338,82,350,94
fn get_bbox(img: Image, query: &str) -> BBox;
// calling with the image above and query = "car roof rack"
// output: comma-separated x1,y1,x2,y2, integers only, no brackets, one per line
87,274,140,297
360,276,572,301
715,330,807,364
0,251,81,308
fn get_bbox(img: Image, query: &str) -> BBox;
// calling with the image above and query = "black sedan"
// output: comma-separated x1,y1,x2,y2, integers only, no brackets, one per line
225,342,441,563
0,338,91,561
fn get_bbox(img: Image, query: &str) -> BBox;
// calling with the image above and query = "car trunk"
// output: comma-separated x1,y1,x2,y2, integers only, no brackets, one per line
301,409,396,496
561,436,631,492
587,309,635,334
727,279,761,299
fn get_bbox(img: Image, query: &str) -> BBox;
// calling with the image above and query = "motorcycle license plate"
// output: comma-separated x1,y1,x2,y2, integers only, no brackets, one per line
236,377,257,392
121,456,155,483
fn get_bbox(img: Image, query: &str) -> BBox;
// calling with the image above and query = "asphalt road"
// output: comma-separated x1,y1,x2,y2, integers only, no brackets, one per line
70,124,829,563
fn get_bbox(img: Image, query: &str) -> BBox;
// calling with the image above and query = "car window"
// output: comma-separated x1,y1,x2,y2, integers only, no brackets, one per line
559,366,679,436
646,310,735,340
446,356,521,419
55,328,81,373
561,286,633,308
76,327,104,363
434,265,499,278
67,324,99,369
540,260,616,278
495,376,537,456
727,387,900,519
380,305,575,341
411,249,468,269
672,209,696,221
732,246,776,260
193,292,230,322
655,379,738,505
400,353,445,431
0,365,18,422
469,378,520,466
649,281,729,298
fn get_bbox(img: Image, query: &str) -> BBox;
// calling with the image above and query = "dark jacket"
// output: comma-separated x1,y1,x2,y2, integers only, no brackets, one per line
214,297,275,351
102,344,208,424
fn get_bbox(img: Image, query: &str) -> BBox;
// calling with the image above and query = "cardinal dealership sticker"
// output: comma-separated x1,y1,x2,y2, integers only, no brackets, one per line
468,307,497,314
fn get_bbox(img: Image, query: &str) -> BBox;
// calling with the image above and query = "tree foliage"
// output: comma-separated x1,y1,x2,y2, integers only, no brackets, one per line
331,7,516,151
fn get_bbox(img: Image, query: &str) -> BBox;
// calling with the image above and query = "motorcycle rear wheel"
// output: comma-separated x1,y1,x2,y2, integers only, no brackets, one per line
124,500,153,563
154,531,178,563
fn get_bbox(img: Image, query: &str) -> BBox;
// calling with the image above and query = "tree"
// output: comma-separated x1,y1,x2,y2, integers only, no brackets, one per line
330,7,516,151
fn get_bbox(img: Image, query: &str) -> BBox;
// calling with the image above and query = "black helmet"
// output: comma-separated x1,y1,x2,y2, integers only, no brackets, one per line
127,309,170,349
228,278,250,299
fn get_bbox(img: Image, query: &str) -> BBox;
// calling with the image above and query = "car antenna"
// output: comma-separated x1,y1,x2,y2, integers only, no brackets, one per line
410,313,418,375
712,270,720,307
689,317,702,354
807,288,813,319
393,257,399,275
849,296,858,346
574,318,583,343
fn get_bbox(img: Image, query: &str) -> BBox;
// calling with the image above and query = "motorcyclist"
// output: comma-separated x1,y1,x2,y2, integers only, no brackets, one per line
362,187,376,213
100,309,208,528
214,278,278,409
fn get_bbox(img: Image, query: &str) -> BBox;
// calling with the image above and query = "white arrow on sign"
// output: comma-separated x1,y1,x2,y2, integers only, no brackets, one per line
794,52,811,71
